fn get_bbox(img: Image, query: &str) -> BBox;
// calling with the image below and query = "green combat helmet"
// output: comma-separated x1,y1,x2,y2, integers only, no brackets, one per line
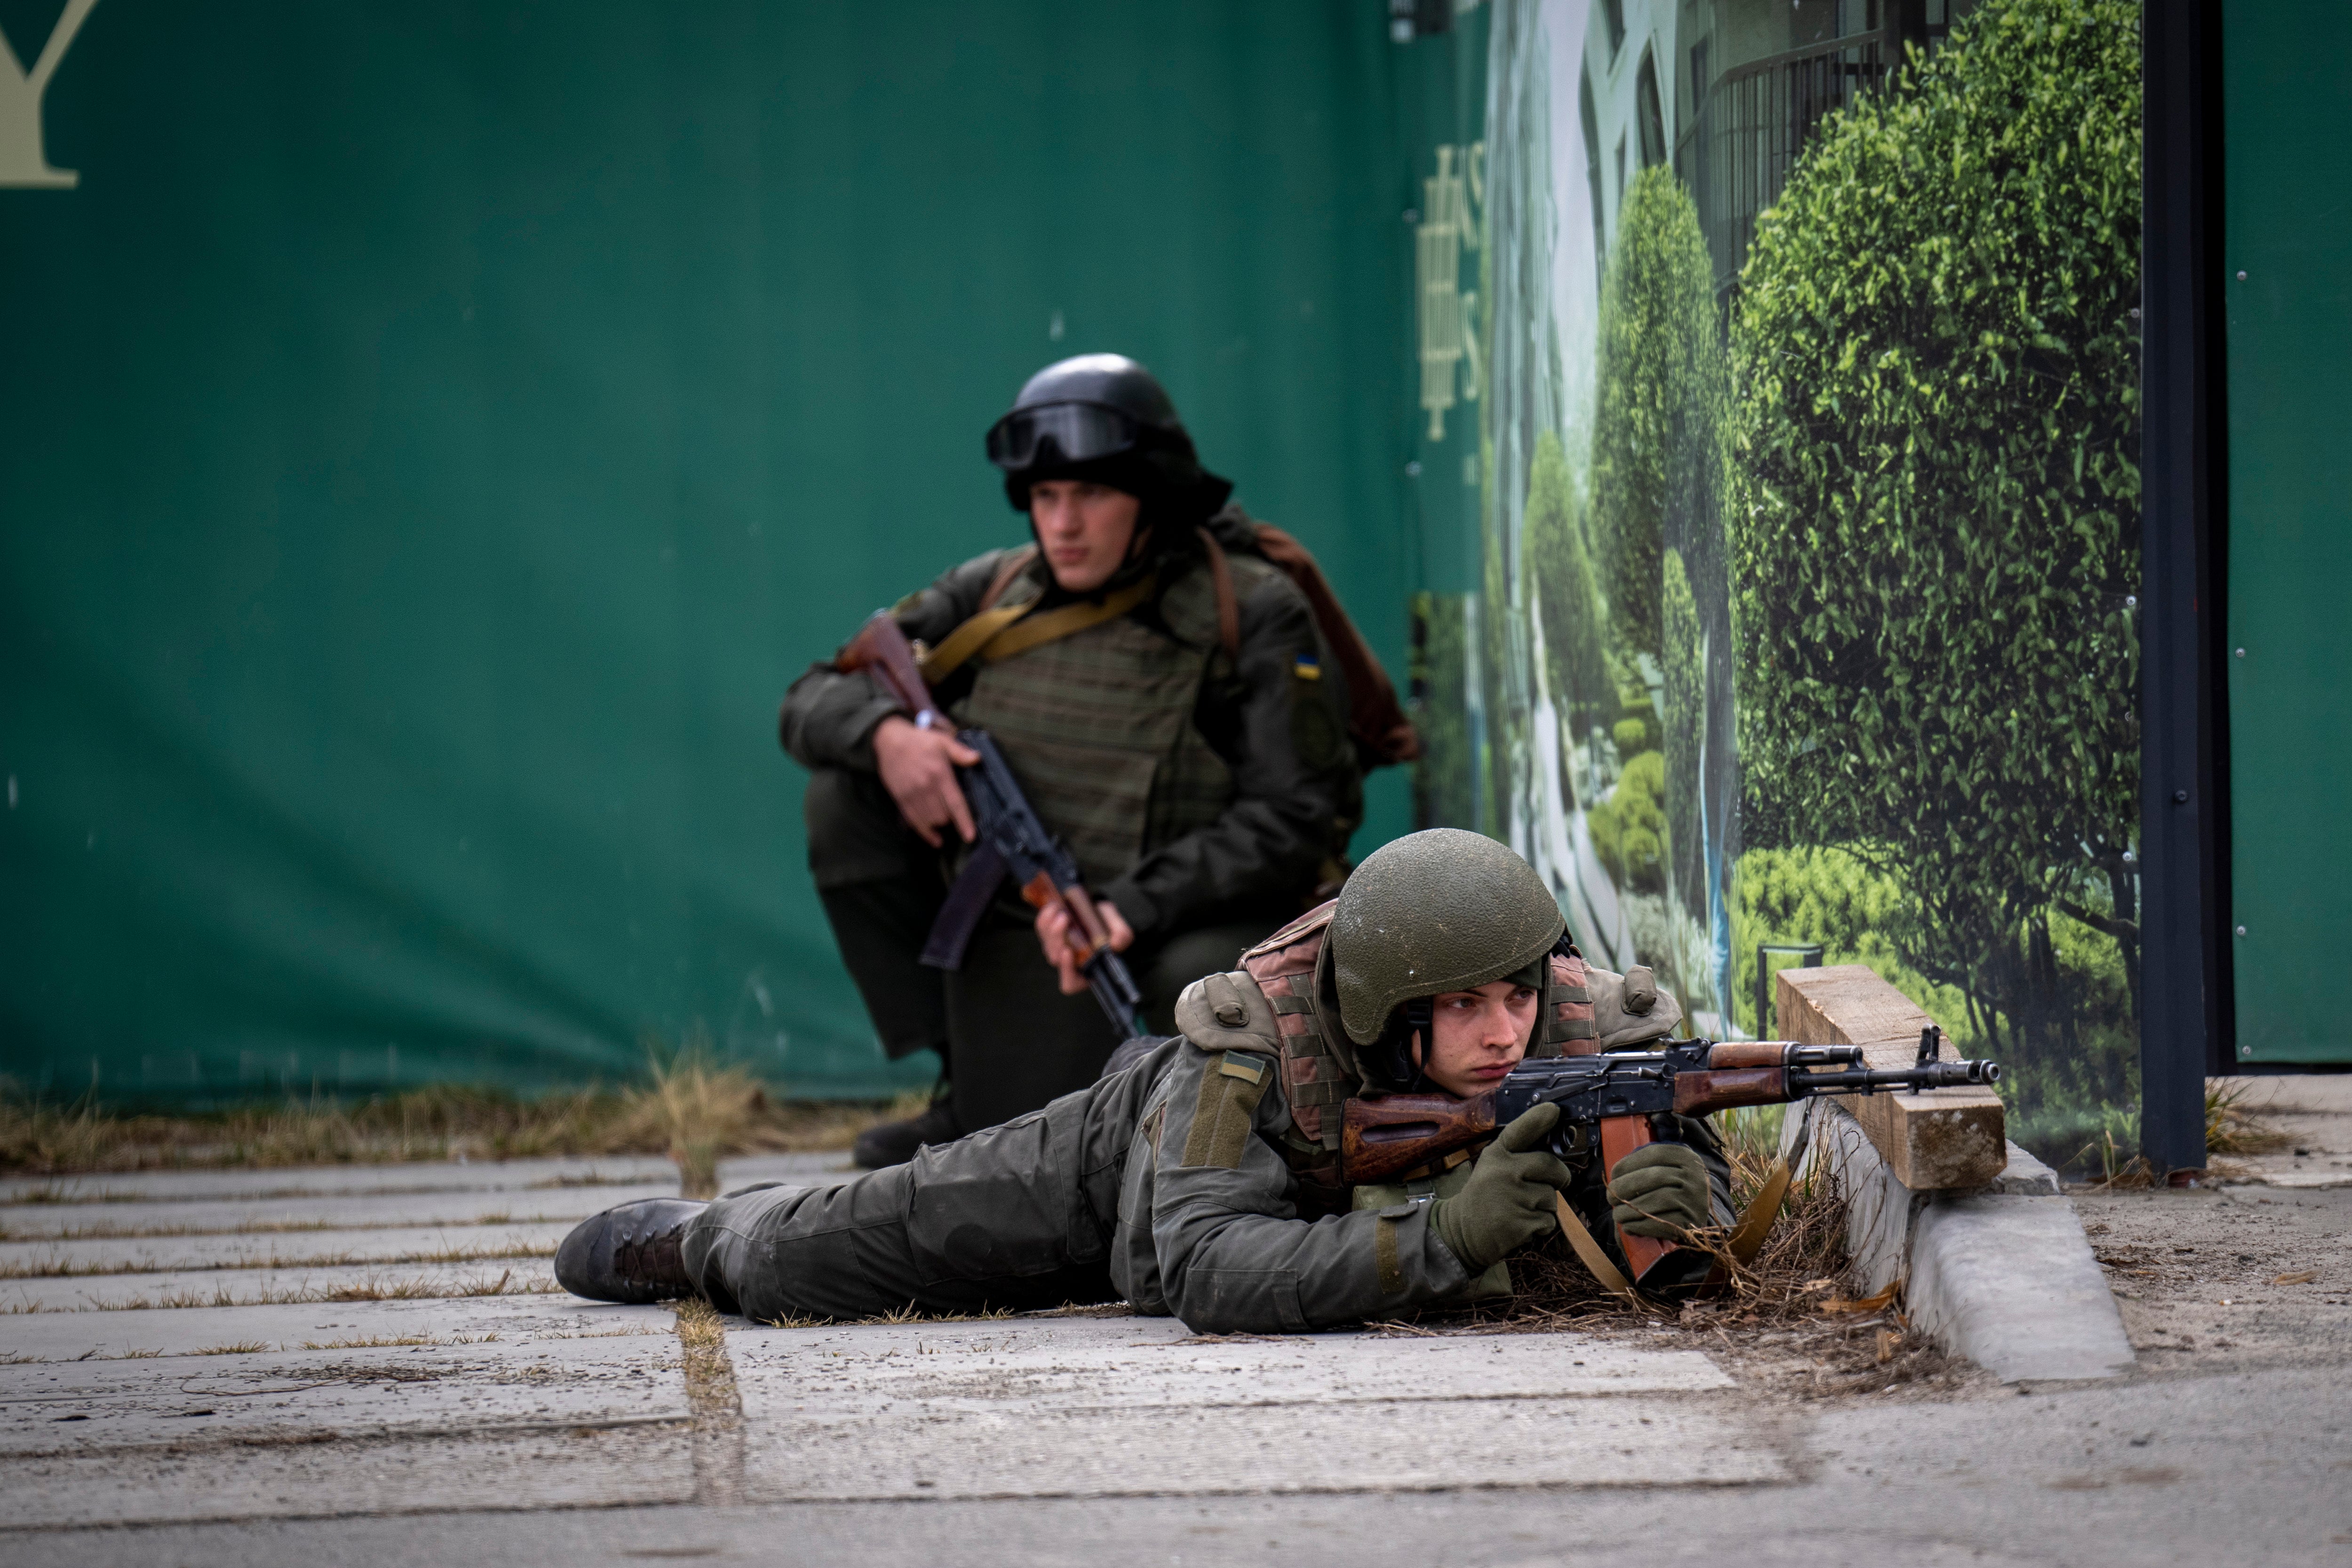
1327,828,1565,1089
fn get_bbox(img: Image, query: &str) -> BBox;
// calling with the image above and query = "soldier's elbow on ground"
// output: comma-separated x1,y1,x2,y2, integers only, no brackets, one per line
1163,1268,1313,1336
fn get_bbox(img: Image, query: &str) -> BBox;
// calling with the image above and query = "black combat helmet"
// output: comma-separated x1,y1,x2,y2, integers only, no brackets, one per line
985,353,1229,516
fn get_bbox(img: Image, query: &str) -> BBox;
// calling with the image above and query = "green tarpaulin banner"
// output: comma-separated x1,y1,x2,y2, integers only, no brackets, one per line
0,1,1416,1105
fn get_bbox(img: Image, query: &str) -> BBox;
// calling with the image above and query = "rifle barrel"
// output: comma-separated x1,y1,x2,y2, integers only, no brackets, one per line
1797,1060,2000,1092
1086,949,1147,1039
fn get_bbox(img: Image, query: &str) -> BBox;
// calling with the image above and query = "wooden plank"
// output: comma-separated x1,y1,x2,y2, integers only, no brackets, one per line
1776,965,2007,1190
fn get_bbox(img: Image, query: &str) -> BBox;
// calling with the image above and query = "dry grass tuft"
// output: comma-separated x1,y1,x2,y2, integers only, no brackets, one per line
610,1047,776,1199
294,1332,500,1350
1439,1106,1852,1333
0,1065,921,1178
2205,1082,2289,1157
1360,1102,1961,1392
672,1298,741,1415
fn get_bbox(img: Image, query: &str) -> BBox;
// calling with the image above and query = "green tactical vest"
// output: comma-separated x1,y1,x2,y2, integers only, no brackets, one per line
951,554,1274,887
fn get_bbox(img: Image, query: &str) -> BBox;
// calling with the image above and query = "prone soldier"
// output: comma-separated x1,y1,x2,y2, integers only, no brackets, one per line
554,830,1731,1330
779,354,1373,1166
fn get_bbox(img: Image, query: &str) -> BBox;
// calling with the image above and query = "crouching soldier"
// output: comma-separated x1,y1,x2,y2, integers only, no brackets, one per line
780,353,1370,1169
554,830,1730,1332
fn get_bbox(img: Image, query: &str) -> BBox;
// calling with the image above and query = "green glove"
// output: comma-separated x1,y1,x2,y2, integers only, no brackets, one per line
1607,1142,1713,1240
1428,1103,1574,1272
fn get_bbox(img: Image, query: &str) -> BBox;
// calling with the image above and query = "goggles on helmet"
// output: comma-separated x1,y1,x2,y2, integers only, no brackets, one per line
985,401,1144,472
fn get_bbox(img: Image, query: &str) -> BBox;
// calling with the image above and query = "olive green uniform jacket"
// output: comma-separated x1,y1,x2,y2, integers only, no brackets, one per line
777,506,1361,947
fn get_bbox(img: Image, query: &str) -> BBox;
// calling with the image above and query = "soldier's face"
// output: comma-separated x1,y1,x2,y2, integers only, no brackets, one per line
1030,479,1144,593
1415,980,1541,1098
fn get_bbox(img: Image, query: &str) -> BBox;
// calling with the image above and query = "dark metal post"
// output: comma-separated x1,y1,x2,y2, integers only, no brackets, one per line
2139,0,2229,1172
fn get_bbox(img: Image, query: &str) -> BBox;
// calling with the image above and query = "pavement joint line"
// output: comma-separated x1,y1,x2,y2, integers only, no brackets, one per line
673,1300,745,1506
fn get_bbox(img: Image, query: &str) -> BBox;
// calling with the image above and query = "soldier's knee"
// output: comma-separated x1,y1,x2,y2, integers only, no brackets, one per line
803,766,896,839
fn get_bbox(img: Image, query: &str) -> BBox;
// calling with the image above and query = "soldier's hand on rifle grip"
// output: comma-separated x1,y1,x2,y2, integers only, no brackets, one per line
1427,1103,1576,1273
872,716,981,847
1035,898,1134,995
1606,1143,1713,1241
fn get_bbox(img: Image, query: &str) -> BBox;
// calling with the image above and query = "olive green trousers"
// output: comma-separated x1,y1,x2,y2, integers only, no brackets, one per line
680,1041,1174,1322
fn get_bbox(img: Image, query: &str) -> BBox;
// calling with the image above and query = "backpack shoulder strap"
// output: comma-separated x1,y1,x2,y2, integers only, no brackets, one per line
1249,522,1421,769
1191,526,1240,662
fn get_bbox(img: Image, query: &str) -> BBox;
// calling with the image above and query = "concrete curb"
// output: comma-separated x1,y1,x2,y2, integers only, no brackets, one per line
1783,1101,2136,1383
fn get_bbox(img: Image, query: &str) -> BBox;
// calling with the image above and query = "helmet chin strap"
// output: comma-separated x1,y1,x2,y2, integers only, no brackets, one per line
1374,995,1436,1092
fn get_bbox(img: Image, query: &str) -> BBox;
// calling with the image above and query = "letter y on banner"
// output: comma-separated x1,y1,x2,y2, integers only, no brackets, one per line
0,0,100,189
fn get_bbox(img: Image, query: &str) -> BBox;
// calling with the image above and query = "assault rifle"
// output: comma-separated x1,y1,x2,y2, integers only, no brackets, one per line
837,610,1148,1041
1342,1036,1999,1292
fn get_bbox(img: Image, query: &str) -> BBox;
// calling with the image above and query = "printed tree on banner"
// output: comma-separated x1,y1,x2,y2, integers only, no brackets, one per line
1729,0,2142,1098
1590,165,1723,666
1523,431,1609,751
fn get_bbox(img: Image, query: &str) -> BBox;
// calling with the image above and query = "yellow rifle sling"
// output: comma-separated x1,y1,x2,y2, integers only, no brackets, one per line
917,602,1032,684
1727,1156,1792,1267
921,573,1159,685
1552,1192,1642,1307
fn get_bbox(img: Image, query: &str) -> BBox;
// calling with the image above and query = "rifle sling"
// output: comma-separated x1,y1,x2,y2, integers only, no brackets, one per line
1728,1157,1792,1267
1552,1192,1642,1307
917,842,1009,972
917,574,1158,684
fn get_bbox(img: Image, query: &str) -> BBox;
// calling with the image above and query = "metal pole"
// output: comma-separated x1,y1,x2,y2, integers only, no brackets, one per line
2138,0,2229,1174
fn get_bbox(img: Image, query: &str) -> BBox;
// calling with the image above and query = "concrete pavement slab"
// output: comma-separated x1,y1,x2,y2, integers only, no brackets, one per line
0,1156,682,1205
0,1258,559,1313
730,1316,1733,1413
730,1317,1764,1501
743,1396,1783,1500
0,1423,697,1529
0,1292,668,1361
0,1220,572,1277
0,1151,847,1208
0,1331,688,1459
0,1183,681,1241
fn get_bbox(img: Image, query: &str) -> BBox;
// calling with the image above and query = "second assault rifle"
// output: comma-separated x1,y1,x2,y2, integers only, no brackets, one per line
1343,1036,2000,1292
837,610,1148,1041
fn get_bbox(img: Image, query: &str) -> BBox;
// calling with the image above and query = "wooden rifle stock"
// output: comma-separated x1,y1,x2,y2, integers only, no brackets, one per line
1340,1061,1796,1187
838,610,944,725
1672,1067,1789,1114
1339,1092,1497,1185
